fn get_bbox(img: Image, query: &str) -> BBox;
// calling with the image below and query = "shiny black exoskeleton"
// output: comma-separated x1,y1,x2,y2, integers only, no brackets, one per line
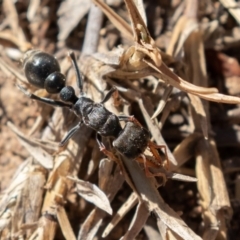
24,50,65,92
21,50,150,159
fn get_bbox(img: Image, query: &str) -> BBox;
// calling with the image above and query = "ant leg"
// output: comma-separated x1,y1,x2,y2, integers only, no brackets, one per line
59,121,82,147
148,141,169,170
118,115,142,126
100,87,117,104
96,134,120,164
18,85,72,108
148,141,163,166
136,154,167,184
136,154,154,177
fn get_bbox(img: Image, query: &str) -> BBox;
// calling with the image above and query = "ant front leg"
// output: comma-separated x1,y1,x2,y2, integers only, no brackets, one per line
59,121,83,147
18,85,72,108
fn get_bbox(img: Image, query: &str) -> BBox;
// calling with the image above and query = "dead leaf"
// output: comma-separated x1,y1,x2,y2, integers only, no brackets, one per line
68,177,113,215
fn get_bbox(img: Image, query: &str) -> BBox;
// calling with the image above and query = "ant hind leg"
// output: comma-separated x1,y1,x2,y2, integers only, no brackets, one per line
118,115,142,127
148,141,169,170
136,154,168,185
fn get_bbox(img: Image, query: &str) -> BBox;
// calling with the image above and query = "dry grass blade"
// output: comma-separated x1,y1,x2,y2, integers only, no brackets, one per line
27,0,41,21
151,85,173,119
57,206,76,240
173,133,202,168
144,218,162,239
156,218,168,239
157,91,183,130
185,29,210,136
166,172,197,182
0,32,31,52
92,0,133,40
166,16,198,57
0,56,26,82
82,2,104,54
98,158,115,188
124,0,150,42
132,0,147,25
149,60,240,104
78,209,103,240
191,91,240,103
219,0,240,25
7,122,53,169
102,192,138,237
188,93,208,139
123,202,149,240
166,0,199,57
57,0,91,42
0,159,46,239
2,0,31,52
29,214,57,240
195,139,232,239
0,160,29,213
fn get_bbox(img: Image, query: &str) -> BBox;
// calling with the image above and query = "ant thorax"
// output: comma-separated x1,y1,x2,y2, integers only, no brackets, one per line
73,96,122,138
73,96,94,118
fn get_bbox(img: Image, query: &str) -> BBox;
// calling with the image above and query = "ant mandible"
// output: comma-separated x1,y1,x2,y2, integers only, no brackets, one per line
19,50,169,176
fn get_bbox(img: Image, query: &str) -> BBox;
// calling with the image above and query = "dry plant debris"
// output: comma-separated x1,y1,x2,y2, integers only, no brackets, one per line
0,0,240,239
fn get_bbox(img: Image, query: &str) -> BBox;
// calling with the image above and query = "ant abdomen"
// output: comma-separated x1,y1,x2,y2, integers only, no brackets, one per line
23,50,65,93
113,122,150,159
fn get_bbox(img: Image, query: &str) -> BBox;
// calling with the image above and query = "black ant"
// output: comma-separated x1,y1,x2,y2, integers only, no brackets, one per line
19,50,168,176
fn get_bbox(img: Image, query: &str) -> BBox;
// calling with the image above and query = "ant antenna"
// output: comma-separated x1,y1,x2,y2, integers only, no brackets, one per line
69,52,83,93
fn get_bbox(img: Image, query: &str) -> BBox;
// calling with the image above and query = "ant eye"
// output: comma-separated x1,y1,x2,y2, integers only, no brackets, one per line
24,51,61,89
45,72,65,93
60,86,77,103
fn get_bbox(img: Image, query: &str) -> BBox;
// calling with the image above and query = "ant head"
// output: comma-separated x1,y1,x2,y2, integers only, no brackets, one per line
23,50,65,93
60,86,78,104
